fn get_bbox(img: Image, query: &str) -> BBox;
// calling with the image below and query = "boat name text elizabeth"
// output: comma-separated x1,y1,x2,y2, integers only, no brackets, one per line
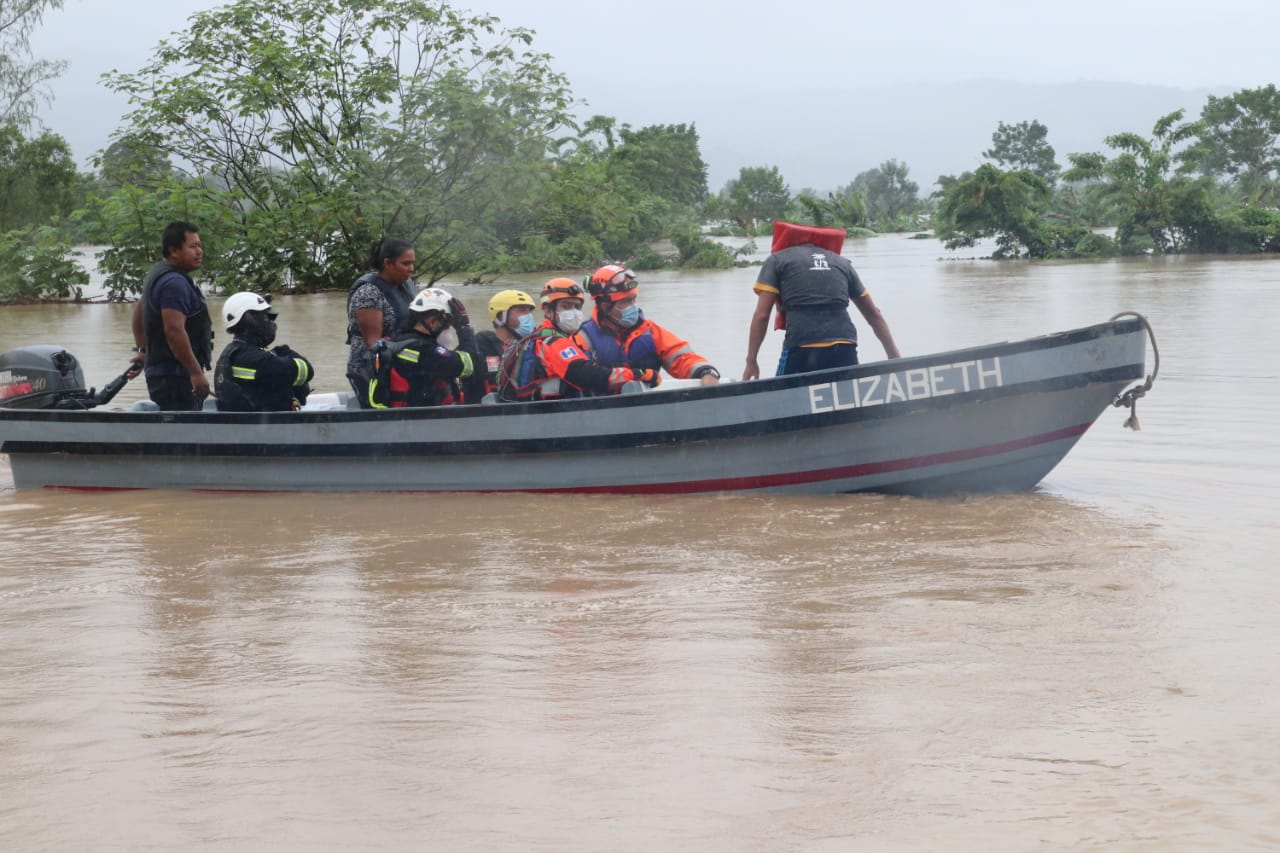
807,357,1004,414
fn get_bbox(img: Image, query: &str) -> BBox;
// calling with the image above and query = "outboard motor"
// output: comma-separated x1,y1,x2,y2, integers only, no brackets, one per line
0,345,131,410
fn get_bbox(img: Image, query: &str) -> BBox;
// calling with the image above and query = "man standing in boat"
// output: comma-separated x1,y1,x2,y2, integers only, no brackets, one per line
213,292,314,412
129,221,213,410
742,221,901,380
579,265,721,387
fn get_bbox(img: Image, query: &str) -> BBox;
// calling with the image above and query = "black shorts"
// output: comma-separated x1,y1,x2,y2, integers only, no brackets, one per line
146,374,200,411
776,343,859,376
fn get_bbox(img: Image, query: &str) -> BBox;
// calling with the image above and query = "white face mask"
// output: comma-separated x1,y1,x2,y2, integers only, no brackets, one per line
556,308,583,334
437,328,459,350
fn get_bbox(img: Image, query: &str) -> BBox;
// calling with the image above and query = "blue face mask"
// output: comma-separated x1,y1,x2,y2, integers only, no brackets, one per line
617,304,641,328
514,313,536,337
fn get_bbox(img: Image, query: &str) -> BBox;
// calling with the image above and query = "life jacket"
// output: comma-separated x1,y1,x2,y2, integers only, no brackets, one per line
497,330,575,401
578,318,661,372
346,273,416,343
770,221,847,330
213,339,309,412
475,329,508,394
141,261,213,369
369,337,464,408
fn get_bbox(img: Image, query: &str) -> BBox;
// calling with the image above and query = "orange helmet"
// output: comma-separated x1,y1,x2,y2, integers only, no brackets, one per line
540,277,585,308
586,264,637,303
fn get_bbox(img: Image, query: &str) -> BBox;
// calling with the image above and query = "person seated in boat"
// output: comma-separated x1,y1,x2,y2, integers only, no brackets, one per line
476,289,537,395
214,292,314,412
346,237,418,407
212,292,314,412
579,265,721,389
498,278,654,401
367,287,479,408
742,221,901,380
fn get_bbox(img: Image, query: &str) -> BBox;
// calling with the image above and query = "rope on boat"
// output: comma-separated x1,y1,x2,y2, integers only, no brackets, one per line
1109,311,1160,431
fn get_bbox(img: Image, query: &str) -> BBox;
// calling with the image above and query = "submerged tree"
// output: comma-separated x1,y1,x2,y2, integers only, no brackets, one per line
719,165,791,234
934,164,1054,258
99,0,575,293
851,159,919,228
1064,110,1211,254
983,120,1060,183
1183,84,1280,203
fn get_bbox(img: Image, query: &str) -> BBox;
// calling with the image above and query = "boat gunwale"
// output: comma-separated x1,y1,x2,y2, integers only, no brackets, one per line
0,318,1145,427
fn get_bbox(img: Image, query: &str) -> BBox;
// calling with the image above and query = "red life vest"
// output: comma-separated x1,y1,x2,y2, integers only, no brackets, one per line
770,222,848,330
771,221,846,254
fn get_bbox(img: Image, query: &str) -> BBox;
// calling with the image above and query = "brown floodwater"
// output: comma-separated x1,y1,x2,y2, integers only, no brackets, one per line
1,237,1278,850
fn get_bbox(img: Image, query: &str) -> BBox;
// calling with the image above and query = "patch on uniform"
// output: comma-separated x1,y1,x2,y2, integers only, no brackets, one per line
436,346,450,356
486,356,500,371
558,346,580,359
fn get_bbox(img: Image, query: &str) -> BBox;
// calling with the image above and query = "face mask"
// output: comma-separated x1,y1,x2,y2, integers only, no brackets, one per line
240,312,277,348
556,308,583,334
515,313,537,337
617,304,641,328
437,327,459,350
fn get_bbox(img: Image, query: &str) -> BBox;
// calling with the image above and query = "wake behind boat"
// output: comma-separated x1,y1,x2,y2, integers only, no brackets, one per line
0,315,1155,495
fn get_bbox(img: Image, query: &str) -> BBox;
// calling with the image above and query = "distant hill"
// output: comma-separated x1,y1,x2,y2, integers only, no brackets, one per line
610,79,1227,193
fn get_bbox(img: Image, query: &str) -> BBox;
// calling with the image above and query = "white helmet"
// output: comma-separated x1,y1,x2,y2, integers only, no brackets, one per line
222,292,276,331
409,287,453,318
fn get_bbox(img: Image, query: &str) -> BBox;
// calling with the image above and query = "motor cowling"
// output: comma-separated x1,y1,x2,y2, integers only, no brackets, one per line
0,345,89,409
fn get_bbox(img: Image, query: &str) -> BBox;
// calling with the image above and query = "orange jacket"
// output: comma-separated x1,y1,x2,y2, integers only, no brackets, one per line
578,310,714,380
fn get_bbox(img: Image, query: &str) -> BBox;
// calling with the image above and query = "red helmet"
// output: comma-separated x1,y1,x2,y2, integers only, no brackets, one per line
540,277,585,308
586,264,637,303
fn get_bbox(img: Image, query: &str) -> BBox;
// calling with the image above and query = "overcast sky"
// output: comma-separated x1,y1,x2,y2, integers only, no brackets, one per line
28,0,1279,187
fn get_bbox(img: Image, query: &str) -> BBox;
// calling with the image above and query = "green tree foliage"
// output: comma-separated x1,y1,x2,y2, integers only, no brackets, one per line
94,136,174,192
0,0,66,128
935,164,1054,258
1064,110,1213,254
98,0,574,295
0,225,89,304
608,123,708,207
1203,205,1280,253
719,165,791,234
1183,84,1280,202
791,185,868,231
0,123,77,231
671,227,733,269
487,120,713,271
983,120,1060,183
851,159,919,228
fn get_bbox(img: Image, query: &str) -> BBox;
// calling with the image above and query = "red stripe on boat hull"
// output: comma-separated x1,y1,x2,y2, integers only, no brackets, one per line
37,423,1091,495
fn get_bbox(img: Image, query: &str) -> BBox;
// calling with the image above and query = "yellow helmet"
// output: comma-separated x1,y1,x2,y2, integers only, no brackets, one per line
487,289,536,325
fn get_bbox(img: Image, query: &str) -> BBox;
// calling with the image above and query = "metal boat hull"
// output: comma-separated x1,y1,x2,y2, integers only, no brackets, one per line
0,318,1147,495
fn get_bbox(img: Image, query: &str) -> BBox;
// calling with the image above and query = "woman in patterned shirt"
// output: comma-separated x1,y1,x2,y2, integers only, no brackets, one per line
345,238,418,407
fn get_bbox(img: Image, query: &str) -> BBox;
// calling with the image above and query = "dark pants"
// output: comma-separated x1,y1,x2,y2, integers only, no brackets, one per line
146,375,200,411
776,343,859,376
348,375,373,409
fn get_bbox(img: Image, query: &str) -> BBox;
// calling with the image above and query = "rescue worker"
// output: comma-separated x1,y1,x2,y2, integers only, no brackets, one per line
368,287,478,408
498,278,658,402
214,292,314,412
476,289,537,394
579,264,721,387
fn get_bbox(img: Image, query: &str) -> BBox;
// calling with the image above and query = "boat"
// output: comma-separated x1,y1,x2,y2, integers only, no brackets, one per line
0,315,1156,495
